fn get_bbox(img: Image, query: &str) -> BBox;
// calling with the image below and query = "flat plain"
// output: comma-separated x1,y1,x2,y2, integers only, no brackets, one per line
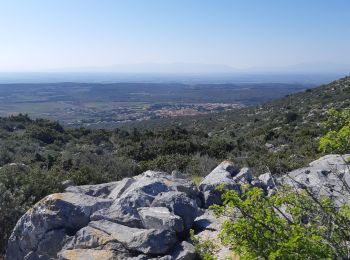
0,82,310,127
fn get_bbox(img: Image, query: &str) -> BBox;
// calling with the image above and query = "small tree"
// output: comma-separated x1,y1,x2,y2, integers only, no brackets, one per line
213,186,350,259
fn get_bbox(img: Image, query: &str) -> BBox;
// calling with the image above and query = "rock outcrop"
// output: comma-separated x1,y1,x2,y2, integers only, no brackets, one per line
6,170,204,260
6,192,113,260
199,161,263,208
138,207,184,233
280,154,350,205
6,155,349,259
199,161,241,208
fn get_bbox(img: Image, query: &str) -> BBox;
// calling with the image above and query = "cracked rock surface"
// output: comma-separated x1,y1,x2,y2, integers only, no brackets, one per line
6,171,202,259
4,161,272,260
7,156,346,259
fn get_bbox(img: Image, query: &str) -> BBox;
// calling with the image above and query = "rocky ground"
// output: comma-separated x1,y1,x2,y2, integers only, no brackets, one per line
5,154,350,260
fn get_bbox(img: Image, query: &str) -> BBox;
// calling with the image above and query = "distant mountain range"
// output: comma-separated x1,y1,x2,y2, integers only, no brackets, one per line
54,61,350,74
63,63,235,74
249,62,350,74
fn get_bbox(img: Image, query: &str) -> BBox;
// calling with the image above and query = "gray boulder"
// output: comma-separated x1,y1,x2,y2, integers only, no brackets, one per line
6,165,244,259
281,154,350,205
91,190,155,227
171,178,201,202
193,213,213,232
151,191,198,231
199,161,241,208
234,167,253,184
61,225,134,259
258,172,275,189
170,241,196,260
250,178,264,188
91,173,171,227
92,171,200,229
137,171,200,199
193,210,223,232
89,220,177,255
62,225,126,252
6,192,112,260
138,207,184,233
36,229,68,259
108,177,136,200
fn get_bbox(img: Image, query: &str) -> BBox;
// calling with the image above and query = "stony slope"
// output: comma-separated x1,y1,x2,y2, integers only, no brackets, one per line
6,154,350,259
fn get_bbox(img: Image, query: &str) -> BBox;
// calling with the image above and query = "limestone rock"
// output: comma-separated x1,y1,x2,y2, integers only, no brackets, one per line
108,177,136,200
193,210,224,232
91,190,155,228
138,207,184,233
170,178,201,201
234,167,253,184
281,154,350,205
6,192,112,260
89,220,177,255
258,172,275,189
62,225,126,252
199,161,241,208
37,229,68,259
92,172,199,229
7,156,350,259
151,191,198,231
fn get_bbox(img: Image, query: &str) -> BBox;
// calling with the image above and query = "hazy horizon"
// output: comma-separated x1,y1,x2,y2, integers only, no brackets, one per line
0,71,346,85
1,0,350,74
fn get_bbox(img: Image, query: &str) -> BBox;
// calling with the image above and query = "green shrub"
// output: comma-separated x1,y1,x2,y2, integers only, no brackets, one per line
213,186,350,259
285,111,299,123
319,108,350,153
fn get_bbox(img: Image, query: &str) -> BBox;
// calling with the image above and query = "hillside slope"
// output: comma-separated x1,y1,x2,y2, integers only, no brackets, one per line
125,75,350,173
0,75,349,255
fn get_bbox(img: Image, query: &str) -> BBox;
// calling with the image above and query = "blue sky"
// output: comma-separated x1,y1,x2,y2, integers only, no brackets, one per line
0,0,349,72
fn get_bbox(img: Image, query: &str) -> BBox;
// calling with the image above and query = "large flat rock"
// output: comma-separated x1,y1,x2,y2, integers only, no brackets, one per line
281,154,350,205
89,220,177,255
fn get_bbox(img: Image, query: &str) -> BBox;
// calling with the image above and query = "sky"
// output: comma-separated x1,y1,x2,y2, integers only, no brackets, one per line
0,0,350,73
